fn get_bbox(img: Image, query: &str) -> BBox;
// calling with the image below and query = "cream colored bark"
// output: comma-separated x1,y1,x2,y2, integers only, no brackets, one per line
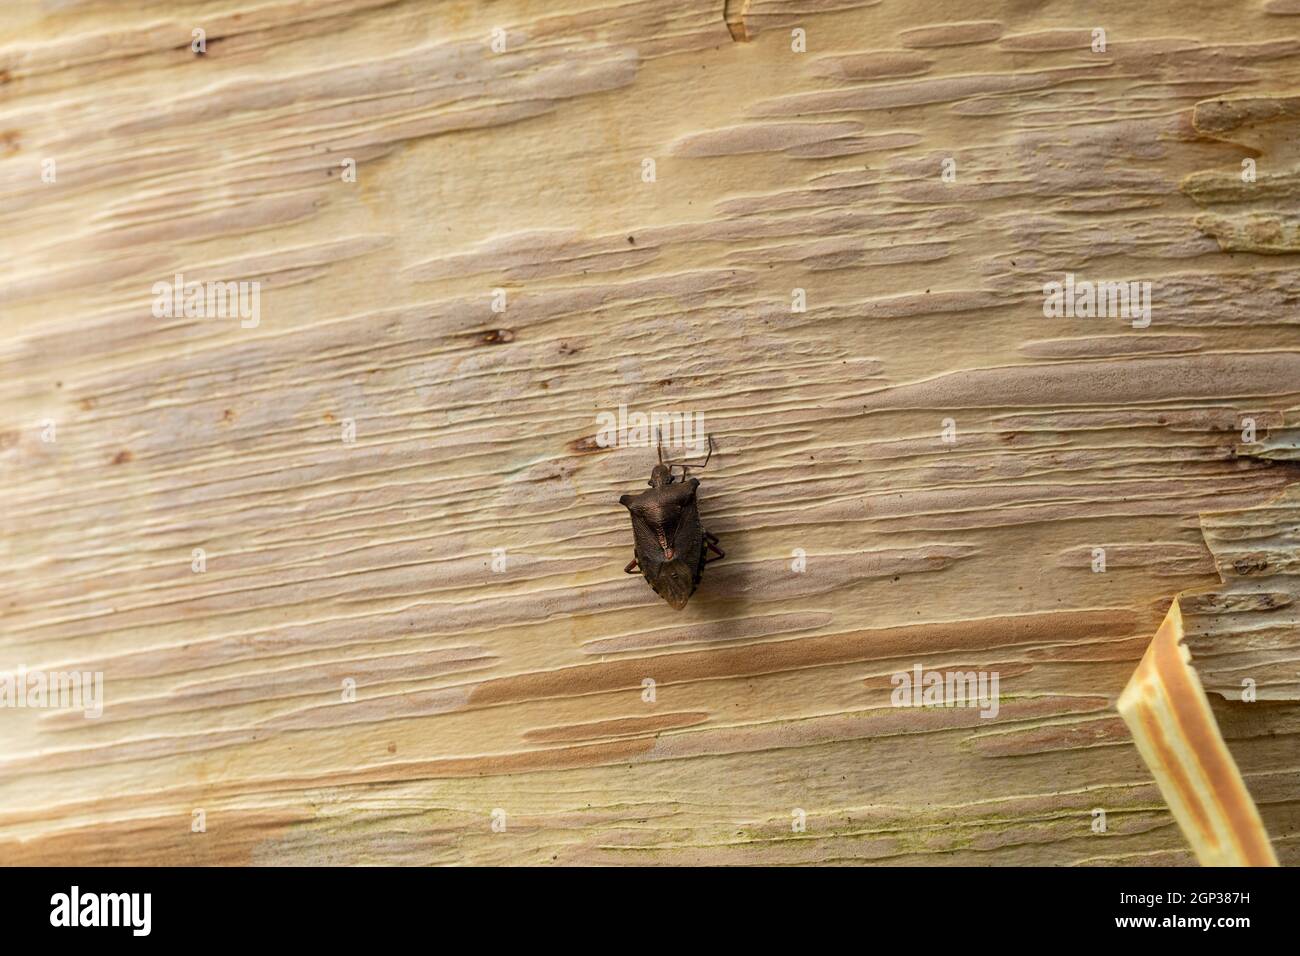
0,0,1297,865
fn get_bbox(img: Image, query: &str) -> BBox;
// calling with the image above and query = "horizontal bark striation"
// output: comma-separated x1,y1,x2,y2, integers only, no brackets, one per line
0,0,1297,865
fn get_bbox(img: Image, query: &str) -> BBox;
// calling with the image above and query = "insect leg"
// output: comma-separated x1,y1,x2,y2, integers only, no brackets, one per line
704,532,725,563
663,434,714,478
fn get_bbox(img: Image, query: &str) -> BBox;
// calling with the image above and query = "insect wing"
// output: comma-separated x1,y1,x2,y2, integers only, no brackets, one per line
669,481,705,577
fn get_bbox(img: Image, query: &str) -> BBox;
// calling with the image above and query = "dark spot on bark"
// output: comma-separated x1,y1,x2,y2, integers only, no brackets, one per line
1232,556,1268,575
567,435,604,454
112,450,133,465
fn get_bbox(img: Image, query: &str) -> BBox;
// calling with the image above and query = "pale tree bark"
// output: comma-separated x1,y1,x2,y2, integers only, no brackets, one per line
0,0,1297,865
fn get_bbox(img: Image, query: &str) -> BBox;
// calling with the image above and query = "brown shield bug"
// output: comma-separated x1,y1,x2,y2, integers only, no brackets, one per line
619,434,724,609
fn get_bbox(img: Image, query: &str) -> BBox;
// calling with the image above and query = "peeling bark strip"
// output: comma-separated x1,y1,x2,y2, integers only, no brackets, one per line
1118,601,1279,867
1177,481,1300,699
724,0,752,41
1,0,1298,866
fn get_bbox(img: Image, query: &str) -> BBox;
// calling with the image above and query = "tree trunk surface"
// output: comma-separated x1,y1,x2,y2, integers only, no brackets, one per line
1,0,1297,865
